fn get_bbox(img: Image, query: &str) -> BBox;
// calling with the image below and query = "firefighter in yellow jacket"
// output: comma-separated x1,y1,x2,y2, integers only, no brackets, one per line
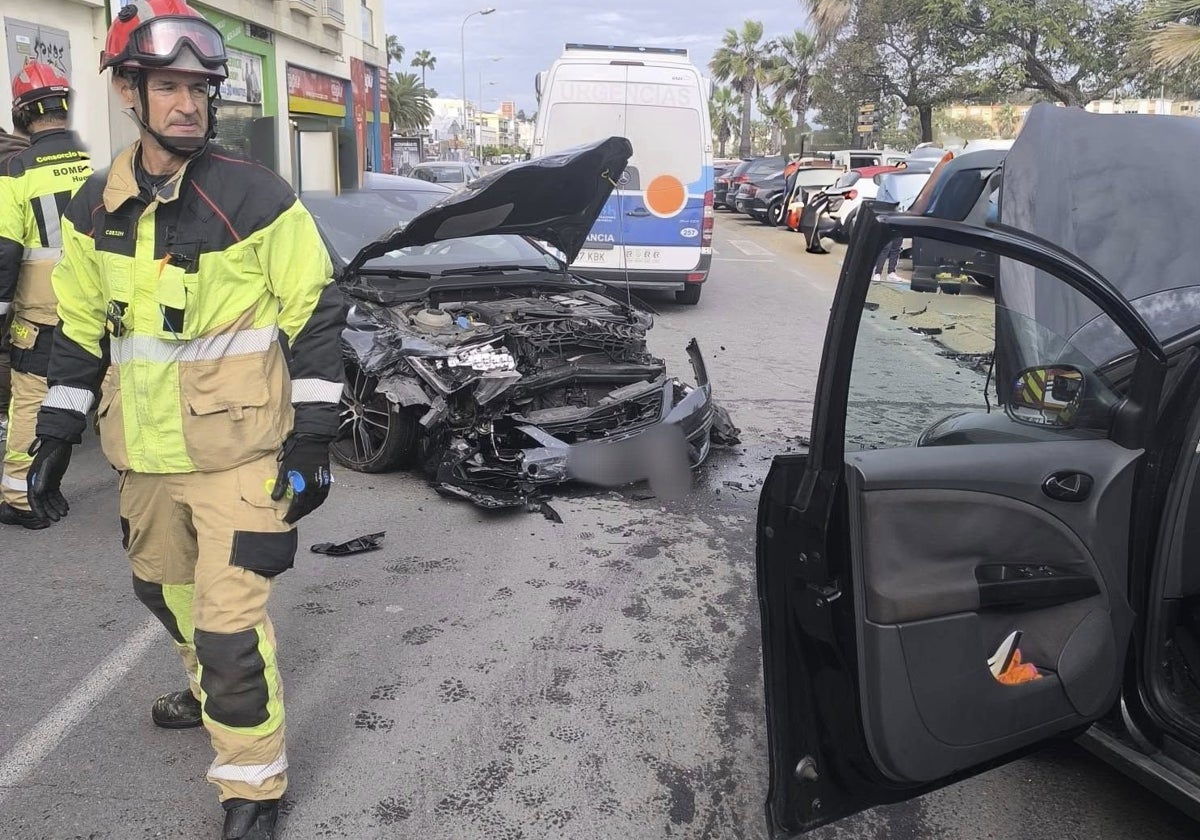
0,62,91,528
27,2,344,837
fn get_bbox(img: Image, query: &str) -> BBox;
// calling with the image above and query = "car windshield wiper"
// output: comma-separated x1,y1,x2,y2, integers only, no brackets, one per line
356,266,434,279
434,264,556,277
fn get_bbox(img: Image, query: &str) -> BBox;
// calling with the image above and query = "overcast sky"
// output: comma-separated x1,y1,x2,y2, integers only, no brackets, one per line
382,1,815,115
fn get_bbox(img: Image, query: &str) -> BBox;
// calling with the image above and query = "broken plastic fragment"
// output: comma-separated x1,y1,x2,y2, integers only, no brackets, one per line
310,532,386,556
539,501,564,523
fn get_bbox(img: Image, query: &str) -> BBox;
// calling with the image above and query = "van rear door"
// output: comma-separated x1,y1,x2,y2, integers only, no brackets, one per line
540,61,628,274
617,63,709,276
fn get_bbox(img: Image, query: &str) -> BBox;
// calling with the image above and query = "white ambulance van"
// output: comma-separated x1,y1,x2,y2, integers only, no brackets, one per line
533,43,714,304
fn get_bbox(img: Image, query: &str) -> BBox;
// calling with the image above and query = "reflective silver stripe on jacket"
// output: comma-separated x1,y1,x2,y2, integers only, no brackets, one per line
43,385,95,414
0,301,9,315
290,378,343,403
207,751,288,784
23,247,61,261
1,475,28,492
37,194,62,249
110,325,278,365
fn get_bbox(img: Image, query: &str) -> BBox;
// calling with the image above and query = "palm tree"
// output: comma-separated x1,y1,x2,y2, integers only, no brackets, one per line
410,49,437,88
709,20,771,157
388,71,433,133
1142,1,1200,69
801,0,852,46
759,99,794,153
709,86,739,157
765,30,818,134
386,35,405,71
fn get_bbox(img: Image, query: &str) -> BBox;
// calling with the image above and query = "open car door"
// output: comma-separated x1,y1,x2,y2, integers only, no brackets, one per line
756,211,1169,835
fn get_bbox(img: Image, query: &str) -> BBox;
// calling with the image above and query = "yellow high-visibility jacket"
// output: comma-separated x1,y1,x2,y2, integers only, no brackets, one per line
0,128,92,340
37,142,345,474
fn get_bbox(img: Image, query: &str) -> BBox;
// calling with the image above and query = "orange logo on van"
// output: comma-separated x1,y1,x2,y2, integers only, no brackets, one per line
645,174,687,217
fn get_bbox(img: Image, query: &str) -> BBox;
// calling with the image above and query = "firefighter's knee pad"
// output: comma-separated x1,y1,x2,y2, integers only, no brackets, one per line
194,627,272,729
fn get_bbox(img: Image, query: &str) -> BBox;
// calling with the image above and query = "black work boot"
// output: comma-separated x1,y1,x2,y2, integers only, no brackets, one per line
151,689,203,729
0,502,49,530
222,798,280,840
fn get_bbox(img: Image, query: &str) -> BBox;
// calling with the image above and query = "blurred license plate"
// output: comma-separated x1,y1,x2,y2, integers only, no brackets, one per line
628,248,661,263
577,250,610,263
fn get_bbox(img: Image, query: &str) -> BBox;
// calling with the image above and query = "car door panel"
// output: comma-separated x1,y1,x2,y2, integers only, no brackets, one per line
757,215,1169,836
847,441,1137,784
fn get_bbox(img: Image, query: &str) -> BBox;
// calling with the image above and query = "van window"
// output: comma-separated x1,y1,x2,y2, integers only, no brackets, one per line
625,103,703,181
850,154,881,169
545,103,624,151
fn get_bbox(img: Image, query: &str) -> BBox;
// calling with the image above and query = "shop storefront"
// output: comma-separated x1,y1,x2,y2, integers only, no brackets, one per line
350,57,390,178
195,5,278,169
286,63,348,193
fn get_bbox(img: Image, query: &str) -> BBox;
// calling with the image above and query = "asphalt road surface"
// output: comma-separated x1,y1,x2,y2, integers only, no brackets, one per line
1,211,1198,840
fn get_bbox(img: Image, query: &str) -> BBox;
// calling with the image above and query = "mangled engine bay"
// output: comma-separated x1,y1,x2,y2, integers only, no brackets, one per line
340,284,737,507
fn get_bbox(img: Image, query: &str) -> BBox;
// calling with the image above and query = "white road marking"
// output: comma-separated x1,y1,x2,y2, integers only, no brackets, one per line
727,239,772,257
0,619,161,796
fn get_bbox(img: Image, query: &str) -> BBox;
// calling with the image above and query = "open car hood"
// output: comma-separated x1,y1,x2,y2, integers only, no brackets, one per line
999,103,1200,357
345,136,633,274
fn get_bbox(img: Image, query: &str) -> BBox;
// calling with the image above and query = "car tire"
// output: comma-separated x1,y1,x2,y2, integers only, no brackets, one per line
675,284,703,305
765,198,785,227
331,362,420,473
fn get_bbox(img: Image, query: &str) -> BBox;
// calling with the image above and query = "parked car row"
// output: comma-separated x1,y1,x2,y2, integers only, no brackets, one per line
715,141,1026,295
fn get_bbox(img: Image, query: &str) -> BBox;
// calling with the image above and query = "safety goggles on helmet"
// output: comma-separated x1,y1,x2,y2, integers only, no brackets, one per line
124,16,226,71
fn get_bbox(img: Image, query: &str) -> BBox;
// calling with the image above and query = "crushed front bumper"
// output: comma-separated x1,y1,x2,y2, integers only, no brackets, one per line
434,339,726,508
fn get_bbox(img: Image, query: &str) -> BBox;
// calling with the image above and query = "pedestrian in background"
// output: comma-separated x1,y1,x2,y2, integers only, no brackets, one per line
25,1,344,837
0,62,91,528
0,125,30,443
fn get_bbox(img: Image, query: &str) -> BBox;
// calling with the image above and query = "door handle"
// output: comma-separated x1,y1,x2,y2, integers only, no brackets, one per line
1042,471,1093,502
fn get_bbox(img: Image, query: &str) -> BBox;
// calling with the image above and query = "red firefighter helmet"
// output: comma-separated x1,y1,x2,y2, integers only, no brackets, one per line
101,0,227,80
11,62,70,112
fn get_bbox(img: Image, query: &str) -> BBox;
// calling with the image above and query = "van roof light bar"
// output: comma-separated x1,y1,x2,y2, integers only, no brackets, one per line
564,43,689,57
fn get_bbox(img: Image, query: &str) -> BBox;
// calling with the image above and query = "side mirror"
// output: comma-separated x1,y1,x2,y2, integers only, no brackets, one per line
1006,365,1085,428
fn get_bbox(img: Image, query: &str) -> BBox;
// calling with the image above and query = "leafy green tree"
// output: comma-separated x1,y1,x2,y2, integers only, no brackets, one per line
939,0,1143,106
389,71,433,133
710,20,772,157
934,113,994,143
709,86,740,156
856,0,987,142
809,35,882,147
410,49,438,88
765,30,819,132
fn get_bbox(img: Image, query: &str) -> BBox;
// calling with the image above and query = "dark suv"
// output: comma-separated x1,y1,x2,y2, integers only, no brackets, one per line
715,158,756,209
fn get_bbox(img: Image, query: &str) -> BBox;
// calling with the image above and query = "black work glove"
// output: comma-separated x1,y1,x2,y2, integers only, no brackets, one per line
27,437,74,523
271,433,334,524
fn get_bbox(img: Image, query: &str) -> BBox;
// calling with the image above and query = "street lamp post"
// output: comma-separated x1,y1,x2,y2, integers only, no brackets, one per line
460,7,495,162
477,72,498,161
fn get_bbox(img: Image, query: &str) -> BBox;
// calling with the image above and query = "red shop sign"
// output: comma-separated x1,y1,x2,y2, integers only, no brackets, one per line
286,64,348,116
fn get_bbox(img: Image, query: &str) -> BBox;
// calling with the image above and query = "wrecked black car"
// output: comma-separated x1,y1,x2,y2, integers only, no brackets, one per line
304,137,737,507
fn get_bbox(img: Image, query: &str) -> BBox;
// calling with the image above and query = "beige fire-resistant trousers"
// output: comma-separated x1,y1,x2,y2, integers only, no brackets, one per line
120,452,297,802
1,369,46,509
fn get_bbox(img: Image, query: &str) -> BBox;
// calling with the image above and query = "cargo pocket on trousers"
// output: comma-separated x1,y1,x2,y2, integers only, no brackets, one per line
231,461,297,578
229,529,298,578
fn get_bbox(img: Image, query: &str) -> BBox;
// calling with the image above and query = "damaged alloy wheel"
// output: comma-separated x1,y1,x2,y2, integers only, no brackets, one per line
331,362,419,473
